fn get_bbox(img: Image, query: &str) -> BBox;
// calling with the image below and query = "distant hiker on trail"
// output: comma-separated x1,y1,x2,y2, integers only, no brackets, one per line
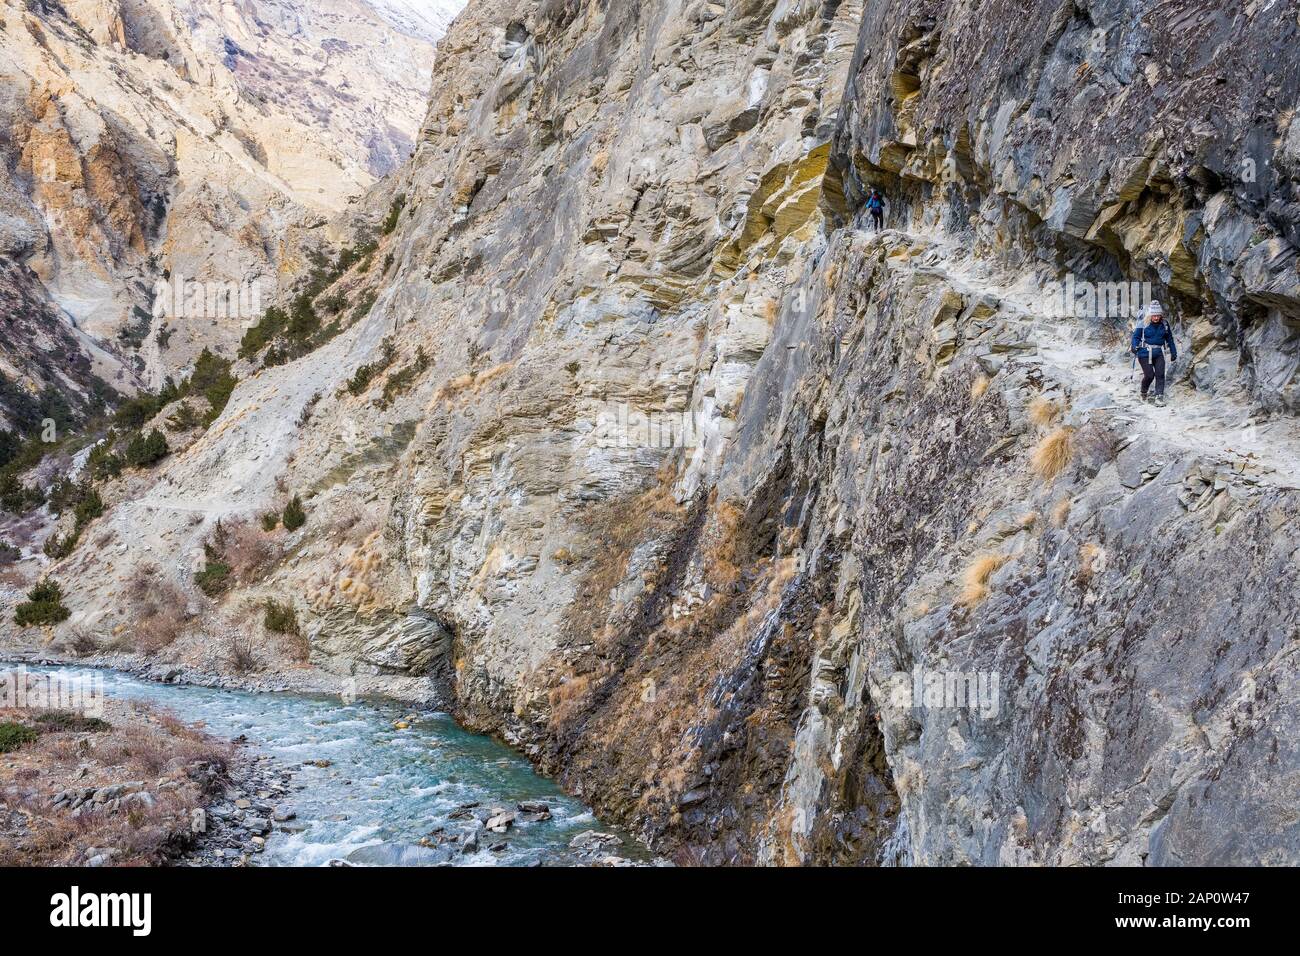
867,189,886,231
1131,300,1177,407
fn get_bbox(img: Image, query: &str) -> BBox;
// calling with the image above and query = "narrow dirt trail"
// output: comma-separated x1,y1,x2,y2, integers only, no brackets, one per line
867,227,1300,491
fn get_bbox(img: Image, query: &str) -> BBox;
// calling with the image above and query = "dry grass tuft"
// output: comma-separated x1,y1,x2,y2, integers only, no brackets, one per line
1030,426,1075,482
432,362,516,405
1028,396,1062,428
1077,542,1106,587
547,674,593,726
960,553,1010,607
1051,498,1073,527
970,373,991,401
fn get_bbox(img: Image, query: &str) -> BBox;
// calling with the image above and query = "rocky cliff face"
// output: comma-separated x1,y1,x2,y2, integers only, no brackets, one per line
0,0,460,404
25,0,1300,865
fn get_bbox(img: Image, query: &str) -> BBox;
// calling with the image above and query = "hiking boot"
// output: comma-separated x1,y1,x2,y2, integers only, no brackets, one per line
1139,393,1150,403
1153,396,1167,407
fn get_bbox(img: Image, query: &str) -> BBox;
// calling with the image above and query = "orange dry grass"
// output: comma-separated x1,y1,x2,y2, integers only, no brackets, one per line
700,499,746,591
1051,498,1073,527
1028,396,1061,428
960,553,1009,607
1030,427,1075,482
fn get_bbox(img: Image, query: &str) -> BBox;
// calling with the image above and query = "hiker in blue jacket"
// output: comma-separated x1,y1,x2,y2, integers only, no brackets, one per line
1131,300,1177,406
867,189,886,231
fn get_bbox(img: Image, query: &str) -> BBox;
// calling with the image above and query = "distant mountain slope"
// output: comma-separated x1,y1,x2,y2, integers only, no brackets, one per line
368,0,462,44
0,0,464,414
173,0,466,180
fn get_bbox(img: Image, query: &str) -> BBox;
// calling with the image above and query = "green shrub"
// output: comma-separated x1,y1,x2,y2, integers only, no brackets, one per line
73,489,104,526
260,512,280,532
263,600,299,635
379,346,431,408
0,723,39,754
48,476,86,516
167,401,206,431
350,290,379,324
237,235,383,367
240,306,289,360
113,394,165,431
124,429,170,468
187,349,230,396
0,428,21,471
0,540,19,564
43,532,77,560
15,579,71,627
381,194,406,235
0,474,46,514
335,236,378,274
117,305,153,349
296,392,322,428
286,293,321,342
261,344,290,369
194,558,232,597
282,496,307,532
87,443,124,481
187,350,238,424
319,293,348,316
194,525,233,597
42,481,104,560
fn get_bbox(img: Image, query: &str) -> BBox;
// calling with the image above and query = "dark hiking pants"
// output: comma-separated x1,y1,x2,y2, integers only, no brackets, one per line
1138,349,1166,398
870,209,883,231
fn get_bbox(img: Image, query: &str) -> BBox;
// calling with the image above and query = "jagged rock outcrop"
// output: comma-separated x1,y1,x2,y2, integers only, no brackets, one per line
32,0,1300,866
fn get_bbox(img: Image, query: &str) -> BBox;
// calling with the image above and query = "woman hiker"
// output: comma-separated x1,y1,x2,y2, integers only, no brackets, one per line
1131,300,1178,407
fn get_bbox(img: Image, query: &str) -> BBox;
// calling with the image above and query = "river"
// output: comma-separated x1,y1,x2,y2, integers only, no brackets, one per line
8,663,641,867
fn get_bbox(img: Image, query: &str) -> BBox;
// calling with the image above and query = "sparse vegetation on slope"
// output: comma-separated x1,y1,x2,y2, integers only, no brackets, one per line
282,496,308,532
15,580,71,627
239,236,382,369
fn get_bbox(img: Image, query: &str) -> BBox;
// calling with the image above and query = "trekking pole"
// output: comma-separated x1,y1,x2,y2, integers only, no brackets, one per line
1131,318,1139,385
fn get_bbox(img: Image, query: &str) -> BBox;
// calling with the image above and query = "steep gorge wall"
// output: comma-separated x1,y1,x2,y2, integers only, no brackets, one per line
44,0,1300,865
